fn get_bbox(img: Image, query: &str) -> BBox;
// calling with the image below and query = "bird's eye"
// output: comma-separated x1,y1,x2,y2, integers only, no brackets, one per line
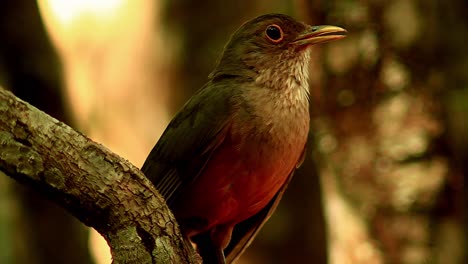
265,24,284,43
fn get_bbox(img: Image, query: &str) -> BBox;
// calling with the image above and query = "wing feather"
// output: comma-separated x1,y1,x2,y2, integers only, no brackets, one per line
141,81,237,204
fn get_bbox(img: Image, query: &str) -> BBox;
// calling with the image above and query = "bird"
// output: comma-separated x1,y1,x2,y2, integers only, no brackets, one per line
141,13,346,264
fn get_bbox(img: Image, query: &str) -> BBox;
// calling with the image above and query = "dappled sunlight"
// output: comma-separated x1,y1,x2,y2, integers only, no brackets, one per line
38,0,171,166
38,1,172,263
43,0,125,25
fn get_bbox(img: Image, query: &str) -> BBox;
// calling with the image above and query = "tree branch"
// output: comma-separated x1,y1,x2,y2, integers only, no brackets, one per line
0,87,199,263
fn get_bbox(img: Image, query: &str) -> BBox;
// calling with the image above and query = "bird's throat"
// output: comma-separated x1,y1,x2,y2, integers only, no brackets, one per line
254,48,310,98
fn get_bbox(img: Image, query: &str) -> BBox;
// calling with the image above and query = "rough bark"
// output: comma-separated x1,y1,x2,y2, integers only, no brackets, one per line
0,1,92,263
0,87,199,264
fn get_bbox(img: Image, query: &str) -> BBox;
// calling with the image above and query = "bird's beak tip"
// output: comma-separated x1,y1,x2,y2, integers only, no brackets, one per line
293,25,347,46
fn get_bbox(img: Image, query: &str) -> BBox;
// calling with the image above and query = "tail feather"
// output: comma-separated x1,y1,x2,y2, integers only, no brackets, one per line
193,233,226,264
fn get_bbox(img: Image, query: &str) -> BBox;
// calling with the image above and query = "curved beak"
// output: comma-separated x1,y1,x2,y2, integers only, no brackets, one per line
293,25,347,46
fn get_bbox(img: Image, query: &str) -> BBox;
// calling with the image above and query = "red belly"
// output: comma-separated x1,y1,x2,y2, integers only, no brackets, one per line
172,139,296,237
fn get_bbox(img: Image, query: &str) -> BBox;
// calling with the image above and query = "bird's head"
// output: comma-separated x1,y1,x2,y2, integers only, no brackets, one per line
210,14,346,90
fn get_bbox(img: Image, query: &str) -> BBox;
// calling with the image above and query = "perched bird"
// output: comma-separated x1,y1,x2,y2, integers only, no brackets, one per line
142,13,346,263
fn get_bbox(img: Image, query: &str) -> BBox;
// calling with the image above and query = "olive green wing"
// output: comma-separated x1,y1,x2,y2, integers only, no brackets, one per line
141,82,236,204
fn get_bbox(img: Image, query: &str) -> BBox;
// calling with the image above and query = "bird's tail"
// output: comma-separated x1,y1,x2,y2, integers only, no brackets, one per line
192,233,226,264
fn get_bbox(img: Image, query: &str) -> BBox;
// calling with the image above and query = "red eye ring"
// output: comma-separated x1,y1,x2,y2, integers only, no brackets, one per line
265,24,284,43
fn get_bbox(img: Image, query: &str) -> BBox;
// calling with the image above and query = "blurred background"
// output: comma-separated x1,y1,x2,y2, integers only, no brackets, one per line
0,0,466,263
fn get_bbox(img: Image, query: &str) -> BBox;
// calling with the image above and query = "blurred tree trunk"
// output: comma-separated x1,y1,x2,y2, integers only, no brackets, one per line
305,0,467,263
0,1,94,264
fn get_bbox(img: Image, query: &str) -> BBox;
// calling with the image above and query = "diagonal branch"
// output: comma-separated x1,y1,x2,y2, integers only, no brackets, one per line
0,87,199,264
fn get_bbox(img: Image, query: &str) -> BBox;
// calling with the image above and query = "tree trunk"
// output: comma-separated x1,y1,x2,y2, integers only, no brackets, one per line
0,87,199,264
308,0,466,263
